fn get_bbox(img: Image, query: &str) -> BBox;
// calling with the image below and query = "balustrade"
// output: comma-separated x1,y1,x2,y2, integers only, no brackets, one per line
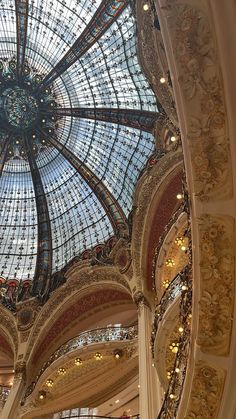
151,265,192,418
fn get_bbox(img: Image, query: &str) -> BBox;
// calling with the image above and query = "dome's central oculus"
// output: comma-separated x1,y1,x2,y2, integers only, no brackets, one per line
1,87,38,129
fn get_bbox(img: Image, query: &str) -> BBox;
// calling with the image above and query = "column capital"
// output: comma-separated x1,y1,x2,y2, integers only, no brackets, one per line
133,291,151,309
14,361,26,384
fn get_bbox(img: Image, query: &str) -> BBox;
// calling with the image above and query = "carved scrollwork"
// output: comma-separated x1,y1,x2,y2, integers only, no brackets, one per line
14,361,26,383
136,0,178,125
133,291,150,310
166,3,232,200
185,362,225,419
198,214,234,355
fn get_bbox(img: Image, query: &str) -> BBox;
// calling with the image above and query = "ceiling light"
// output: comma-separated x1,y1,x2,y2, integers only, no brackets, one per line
175,236,184,246
176,193,183,199
143,3,149,11
160,77,166,83
114,349,122,359
58,367,66,375
39,390,46,400
170,135,176,142
94,352,103,360
165,258,175,267
75,357,82,366
46,379,54,387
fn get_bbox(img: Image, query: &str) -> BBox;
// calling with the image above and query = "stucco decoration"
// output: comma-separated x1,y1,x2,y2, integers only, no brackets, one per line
198,214,234,356
0,306,18,355
185,362,225,419
111,239,132,275
166,2,232,200
14,361,26,383
136,1,178,126
17,299,40,334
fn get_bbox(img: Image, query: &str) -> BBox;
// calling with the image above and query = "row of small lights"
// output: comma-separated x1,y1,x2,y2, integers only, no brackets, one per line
151,284,191,401
165,235,187,268
159,194,191,398
142,1,177,111
152,279,192,401
162,194,185,287
166,310,192,400
39,351,122,400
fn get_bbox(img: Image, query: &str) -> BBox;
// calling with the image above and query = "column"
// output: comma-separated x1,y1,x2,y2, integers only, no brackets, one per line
1,363,26,419
135,293,163,419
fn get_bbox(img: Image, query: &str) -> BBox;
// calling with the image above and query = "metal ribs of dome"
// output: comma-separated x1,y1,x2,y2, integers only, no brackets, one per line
0,0,159,308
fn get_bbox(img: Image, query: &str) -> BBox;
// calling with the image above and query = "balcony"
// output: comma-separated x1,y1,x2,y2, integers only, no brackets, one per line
21,326,138,418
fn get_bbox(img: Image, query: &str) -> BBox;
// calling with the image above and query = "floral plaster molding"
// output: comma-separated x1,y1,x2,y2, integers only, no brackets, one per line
136,0,178,126
155,1,235,417
198,214,234,356
162,1,233,200
185,362,225,419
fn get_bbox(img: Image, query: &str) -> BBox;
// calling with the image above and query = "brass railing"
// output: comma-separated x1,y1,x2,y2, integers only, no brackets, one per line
154,265,192,419
151,266,189,357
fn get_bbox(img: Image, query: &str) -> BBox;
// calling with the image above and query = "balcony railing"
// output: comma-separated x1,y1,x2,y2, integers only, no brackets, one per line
150,267,188,357
155,265,192,419
25,325,138,400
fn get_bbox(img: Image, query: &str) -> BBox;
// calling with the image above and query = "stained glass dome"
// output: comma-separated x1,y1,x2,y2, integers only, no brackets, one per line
0,0,159,304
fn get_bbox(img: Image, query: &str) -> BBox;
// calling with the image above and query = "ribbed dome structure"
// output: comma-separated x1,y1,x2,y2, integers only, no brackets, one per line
0,0,159,306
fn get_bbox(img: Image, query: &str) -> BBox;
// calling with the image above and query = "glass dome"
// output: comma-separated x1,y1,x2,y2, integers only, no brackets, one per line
0,0,159,304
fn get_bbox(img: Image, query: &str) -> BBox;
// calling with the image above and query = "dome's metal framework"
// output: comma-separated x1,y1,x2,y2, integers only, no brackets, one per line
0,0,160,306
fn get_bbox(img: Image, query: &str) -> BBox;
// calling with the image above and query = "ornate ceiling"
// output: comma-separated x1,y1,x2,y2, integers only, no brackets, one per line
0,0,159,303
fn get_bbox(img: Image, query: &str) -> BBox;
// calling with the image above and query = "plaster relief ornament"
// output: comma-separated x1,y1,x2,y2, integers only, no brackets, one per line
167,3,232,200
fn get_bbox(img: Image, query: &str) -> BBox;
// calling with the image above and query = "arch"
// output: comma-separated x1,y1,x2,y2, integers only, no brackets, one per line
0,306,18,358
26,264,134,378
131,150,183,293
